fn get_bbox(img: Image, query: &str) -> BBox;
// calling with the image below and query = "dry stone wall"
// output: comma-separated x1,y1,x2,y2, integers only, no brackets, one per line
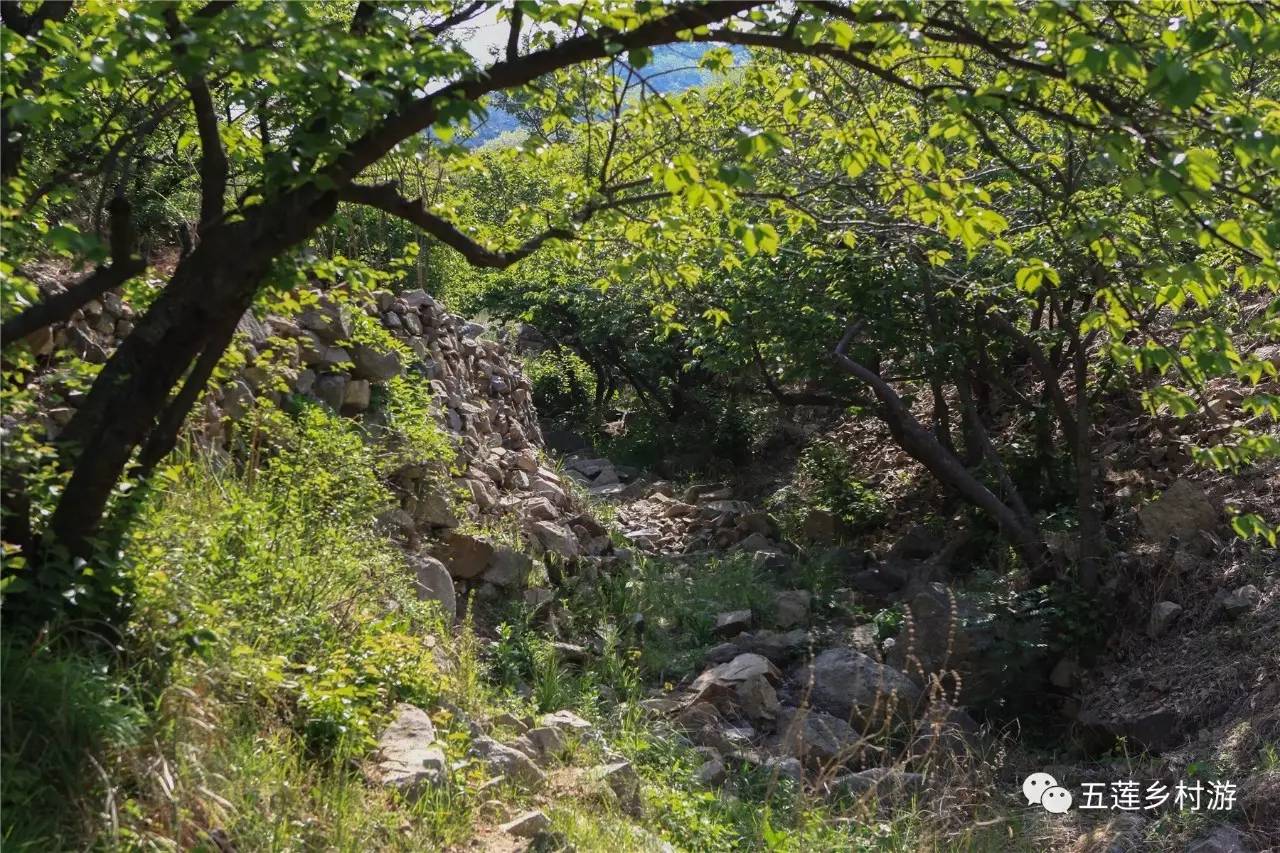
22,281,614,608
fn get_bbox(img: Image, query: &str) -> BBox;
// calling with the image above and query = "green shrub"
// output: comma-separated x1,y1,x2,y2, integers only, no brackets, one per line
525,348,596,424
768,439,887,539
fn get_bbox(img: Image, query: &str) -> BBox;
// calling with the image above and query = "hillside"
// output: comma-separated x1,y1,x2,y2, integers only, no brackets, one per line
2,3,1279,852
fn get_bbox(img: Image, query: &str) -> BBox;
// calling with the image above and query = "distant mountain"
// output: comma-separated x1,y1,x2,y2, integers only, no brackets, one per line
464,44,743,148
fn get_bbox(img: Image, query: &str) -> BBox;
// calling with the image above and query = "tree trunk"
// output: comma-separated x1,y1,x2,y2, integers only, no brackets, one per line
831,330,1050,576
39,191,337,569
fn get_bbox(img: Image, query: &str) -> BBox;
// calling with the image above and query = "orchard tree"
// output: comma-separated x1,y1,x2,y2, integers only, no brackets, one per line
2,0,1278,627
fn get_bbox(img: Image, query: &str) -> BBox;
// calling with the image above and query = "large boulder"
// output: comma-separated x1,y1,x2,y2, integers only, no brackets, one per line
1139,478,1220,544
470,736,546,789
773,706,865,767
350,343,402,381
526,520,579,559
412,556,456,623
370,704,446,794
436,532,496,580
482,546,533,588
690,653,782,722
799,648,921,723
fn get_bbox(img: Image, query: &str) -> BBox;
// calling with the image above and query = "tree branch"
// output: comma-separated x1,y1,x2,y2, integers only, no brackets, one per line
338,181,667,269
506,3,523,63
164,4,229,230
334,1,761,182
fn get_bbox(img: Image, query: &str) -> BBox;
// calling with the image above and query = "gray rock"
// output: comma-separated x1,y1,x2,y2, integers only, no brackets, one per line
298,304,352,343
774,706,864,766
470,736,546,788
1149,601,1184,637
591,761,643,817
221,379,255,420
539,710,594,734
774,590,812,629
412,556,456,623
690,653,782,722
523,726,566,762
437,532,496,580
501,810,550,838
713,609,753,638
764,756,804,784
694,758,726,786
800,647,921,723
372,704,447,793
313,373,348,411
1139,478,1220,543
350,344,402,381
825,768,926,805
482,546,533,588
343,378,371,412
1220,585,1261,619
415,491,458,529
527,520,579,559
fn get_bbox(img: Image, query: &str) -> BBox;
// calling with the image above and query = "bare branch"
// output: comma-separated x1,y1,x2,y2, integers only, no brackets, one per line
506,3,523,63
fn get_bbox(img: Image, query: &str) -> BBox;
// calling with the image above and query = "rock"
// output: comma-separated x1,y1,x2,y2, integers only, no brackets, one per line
470,736,546,788
1139,478,1220,543
800,647,921,723
500,810,550,839
908,703,980,760
415,491,458,529
590,761,643,817
1186,825,1253,853
539,709,594,734
690,653,782,722
850,565,907,597
523,726,566,761
694,758,726,786
313,373,348,411
1220,585,1261,619
773,707,864,767
825,768,927,805
713,609,753,638
549,642,592,666
1148,601,1184,637
298,304,352,343
764,756,804,784
527,520,579,559
1077,707,1184,753
482,546,533,588
371,704,446,793
524,587,554,609
437,532,496,580
412,556,456,623
887,525,940,561
221,379,255,420
732,629,810,666
1049,658,1080,689
773,590,812,629
343,378,371,412
349,344,402,381
801,508,842,544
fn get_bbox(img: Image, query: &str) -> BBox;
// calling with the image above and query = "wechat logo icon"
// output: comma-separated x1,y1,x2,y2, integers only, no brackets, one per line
1024,772,1073,814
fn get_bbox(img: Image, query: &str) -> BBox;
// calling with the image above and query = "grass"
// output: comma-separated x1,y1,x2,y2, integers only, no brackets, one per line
1,397,1043,852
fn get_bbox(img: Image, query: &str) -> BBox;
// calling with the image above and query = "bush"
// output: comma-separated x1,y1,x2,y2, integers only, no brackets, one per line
525,348,596,424
769,439,887,538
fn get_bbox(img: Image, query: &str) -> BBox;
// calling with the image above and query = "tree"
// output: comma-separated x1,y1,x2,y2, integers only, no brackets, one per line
3,1,1277,626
